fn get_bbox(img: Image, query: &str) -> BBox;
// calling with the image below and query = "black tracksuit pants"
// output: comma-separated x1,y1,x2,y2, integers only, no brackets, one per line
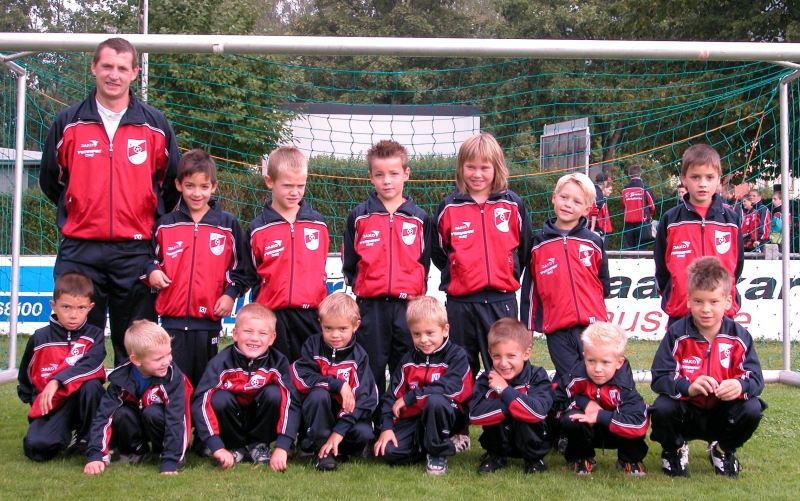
209,385,284,450
300,387,373,456
560,409,648,463
478,417,552,462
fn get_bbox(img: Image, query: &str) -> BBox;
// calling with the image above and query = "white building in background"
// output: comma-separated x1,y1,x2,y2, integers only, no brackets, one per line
0,147,41,194
280,103,480,158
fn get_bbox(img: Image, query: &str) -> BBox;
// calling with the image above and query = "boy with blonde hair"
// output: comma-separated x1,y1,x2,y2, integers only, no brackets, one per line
651,257,765,479
470,318,552,474
192,303,300,471
248,146,329,361
85,320,192,475
553,322,649,476
374,296,473,475
521,172,610,378
291,293,378,471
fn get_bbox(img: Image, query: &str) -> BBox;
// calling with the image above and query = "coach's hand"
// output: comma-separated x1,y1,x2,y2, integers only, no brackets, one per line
214,295,234,318
149,270,172,290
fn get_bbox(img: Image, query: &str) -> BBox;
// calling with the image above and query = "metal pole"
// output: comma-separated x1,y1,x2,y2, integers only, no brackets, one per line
141,0,148,102
779,71,800,371
0,55,28,371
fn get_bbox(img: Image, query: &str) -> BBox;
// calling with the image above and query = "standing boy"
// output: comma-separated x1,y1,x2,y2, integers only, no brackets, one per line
84,320,192,475
650,257,765,479
17,271,106,461
521,172,610,378
248,146,329,361
746,189,771,250
145,149,250,391
469,318,552,475
192,303,301,471
654,144,744,325
39,38,181,365
291,293,378,471
620,164,656,249
342,140,432,403
553,322,650,476
373,297,473,475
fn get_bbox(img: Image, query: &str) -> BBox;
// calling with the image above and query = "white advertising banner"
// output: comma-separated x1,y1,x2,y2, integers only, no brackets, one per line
2,256,798,340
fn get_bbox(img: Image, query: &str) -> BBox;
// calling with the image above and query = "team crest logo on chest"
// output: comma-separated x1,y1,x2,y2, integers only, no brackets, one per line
578,244,594,266
401,222,418,245
714,230,732,254
65,342,88,366
304,228,320,251
718,342,733,369
494,208,511,233
127,139,148,165
210,232,226,256
608,388,621,407
147,391,163,405
336,368,352,383
244,373,267,391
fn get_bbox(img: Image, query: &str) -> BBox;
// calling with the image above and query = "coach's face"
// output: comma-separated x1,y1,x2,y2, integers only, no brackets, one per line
91,47,139,109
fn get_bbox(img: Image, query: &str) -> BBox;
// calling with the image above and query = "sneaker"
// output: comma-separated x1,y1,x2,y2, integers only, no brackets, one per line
616,460,646,476
115,452,151,465
426,454,448,475
679,441,690,467
572,458,594,475
477,453,507,474
557,436,568,455
192,440,212,458
523,458,547,474
450,434,471,453
176,459,186,472
65,435,88,456
708,442,740,479
249,443,272,465
214,447,248,467
314,454,338,471
661,449,688,477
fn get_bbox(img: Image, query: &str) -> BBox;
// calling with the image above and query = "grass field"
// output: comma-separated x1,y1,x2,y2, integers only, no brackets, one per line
0,381,797,501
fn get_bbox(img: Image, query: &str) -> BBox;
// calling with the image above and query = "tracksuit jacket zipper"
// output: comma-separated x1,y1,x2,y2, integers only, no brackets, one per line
563,236,582,321
480,207,491,300
184,223,199,326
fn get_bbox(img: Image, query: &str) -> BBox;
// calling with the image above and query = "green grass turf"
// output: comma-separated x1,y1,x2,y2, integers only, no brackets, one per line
0,382,797,501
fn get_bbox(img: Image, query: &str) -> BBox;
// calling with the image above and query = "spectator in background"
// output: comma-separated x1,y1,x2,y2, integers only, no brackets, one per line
769,185,789,245
588,173,607,236
620,164,656,250
740,196,760,252
747,189,770,251
598,180,613,237
676,184,687,207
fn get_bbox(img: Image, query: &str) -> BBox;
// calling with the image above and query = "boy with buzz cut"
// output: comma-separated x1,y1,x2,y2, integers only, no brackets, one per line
373,296,473,476
291,293,378,471
651,257,766,480
192,303,301,472
553,322,650,476
18,271,106,461
342,140,432,407
145,148,251,392
521,172,610,379
84,320,192,475
469,318,552,475
655,144,744,326
248,146,329,362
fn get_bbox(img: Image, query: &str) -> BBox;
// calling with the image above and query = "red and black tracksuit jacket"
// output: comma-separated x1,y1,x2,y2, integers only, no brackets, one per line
144,198,251,330
433,190,532,299
740,206,762,250
650,315,764,409
291,334,378,436
553,359,649,439
86,363,192,473
39,88,180,242
17,315,106,419
379,337,474,432
620,177,655,224
248,200,329,309
342,193,432,299
654,195,744,318
469,362,552,427
192,345,301,453
521,217,610,333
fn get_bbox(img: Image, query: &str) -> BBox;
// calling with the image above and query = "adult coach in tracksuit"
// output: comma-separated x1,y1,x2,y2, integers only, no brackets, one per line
39,38,180,365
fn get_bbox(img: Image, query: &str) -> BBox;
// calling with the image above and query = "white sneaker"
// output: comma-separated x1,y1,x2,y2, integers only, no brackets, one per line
680,442,690,467
450,434,471,453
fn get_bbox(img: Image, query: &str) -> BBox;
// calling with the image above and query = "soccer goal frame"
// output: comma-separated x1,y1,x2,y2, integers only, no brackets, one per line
1,34,798,379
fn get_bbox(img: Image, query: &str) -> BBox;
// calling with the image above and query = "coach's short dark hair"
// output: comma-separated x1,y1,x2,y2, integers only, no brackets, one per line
93,38,138,68
177,149,217,184
686,256,732,296
54,271,94,301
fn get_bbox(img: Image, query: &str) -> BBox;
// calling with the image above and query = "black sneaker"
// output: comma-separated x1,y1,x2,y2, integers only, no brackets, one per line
572,458,594,476
249,443,272,465
314,454,338,471
523,458,547,474
708,443,740,479
661,449,688,477
65,435,88,456
477,453,507,474
615,460,646,476
557,436,568,455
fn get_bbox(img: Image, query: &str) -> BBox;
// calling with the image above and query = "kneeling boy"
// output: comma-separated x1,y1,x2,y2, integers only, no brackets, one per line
553,322,649,476
18,271,106,461
373,296,473,475
84,320,192,475
192,303,300,471
651,256,766,479
470,318,552,474
291,293,378,471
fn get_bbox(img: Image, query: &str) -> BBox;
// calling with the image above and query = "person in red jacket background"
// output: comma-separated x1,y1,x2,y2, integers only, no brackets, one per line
620,164,656,250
